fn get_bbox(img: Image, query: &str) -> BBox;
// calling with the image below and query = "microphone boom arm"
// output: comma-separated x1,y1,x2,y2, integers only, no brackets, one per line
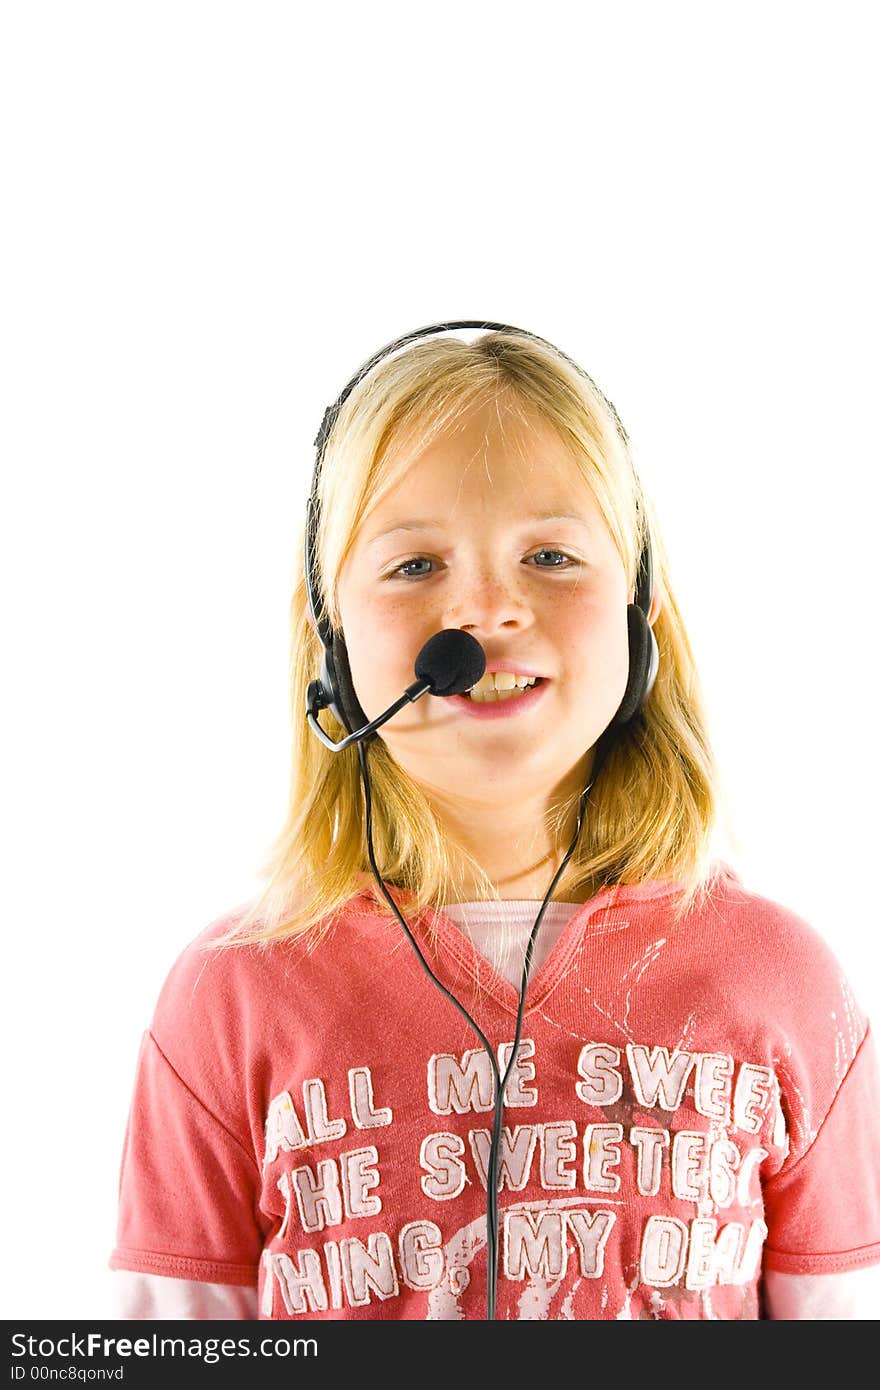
306,678,433,752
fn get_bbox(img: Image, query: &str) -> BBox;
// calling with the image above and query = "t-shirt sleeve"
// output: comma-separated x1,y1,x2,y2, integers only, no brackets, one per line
109,1029,263,1287
762,1025,880,1274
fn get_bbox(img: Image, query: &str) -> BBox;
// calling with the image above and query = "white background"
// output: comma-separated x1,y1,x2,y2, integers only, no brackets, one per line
2,3,877,1319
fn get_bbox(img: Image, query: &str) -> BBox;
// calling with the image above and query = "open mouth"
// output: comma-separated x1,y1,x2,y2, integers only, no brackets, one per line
465,675,546,704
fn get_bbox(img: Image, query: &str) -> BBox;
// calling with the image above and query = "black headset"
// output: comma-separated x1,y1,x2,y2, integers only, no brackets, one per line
304,320,658,737
301,321,659,1319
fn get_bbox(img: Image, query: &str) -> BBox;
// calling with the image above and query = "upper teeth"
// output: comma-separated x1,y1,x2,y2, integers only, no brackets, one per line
469,671,538,693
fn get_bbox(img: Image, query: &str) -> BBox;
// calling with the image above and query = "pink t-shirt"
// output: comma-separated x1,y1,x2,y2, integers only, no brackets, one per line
110,864,880,1319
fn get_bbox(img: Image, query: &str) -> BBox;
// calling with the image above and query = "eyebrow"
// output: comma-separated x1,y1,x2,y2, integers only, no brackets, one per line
366,512,594,547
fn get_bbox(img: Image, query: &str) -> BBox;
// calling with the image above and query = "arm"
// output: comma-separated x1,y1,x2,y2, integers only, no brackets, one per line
764,1266,880,1319
114,1271,259,1320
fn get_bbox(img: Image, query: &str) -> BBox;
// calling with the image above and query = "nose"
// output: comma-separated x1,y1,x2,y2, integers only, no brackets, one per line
442,561,535,638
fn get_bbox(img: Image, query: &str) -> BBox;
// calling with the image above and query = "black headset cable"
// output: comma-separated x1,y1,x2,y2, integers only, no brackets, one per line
356,733,610,1319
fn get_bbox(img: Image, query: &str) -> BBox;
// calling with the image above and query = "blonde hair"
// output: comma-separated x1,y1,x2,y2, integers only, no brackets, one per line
215,330,726,951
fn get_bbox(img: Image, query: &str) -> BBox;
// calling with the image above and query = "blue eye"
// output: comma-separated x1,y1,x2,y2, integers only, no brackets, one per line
393,557,434,579
389,550,578,580
531,549,575,568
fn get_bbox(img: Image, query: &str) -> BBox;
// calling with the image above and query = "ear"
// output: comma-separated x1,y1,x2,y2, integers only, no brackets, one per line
647,585,663,628
631,582,663,627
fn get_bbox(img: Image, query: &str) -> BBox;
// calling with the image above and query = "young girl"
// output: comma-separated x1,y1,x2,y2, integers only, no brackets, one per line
110,322,880,1320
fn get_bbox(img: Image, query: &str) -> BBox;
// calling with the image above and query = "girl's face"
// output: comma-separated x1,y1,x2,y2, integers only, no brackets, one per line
335,399,632,806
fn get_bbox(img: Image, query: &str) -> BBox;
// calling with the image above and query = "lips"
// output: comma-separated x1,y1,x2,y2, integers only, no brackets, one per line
467,673,542,700
447,677,550,721
480,664,546,680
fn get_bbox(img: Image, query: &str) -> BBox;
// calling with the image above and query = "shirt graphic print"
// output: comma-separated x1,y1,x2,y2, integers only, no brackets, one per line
110,865,880,1320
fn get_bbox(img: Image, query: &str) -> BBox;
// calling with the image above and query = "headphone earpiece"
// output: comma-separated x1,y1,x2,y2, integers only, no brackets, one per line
309,627,371,739
612,602,659,726
328,630,371,737
305,490,373,740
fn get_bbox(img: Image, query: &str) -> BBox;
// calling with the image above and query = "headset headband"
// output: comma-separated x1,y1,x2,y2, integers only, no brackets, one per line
306,321,653,640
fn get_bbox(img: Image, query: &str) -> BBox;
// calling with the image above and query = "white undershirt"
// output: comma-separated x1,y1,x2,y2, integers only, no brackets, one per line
440,899,582,986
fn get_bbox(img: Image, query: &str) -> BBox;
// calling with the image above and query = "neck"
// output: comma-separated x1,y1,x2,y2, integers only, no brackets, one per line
421,754,594,902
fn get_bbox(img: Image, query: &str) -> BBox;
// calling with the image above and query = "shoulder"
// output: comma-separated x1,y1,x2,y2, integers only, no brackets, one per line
645,863,871,1078
695,863,859,997
695,863,869,1080
142,905,270,1087
151,903,267,1029
140,890,400,1136
148,890,388,1058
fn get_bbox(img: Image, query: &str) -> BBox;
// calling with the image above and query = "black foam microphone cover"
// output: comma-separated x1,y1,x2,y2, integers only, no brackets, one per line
414,630,486,697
